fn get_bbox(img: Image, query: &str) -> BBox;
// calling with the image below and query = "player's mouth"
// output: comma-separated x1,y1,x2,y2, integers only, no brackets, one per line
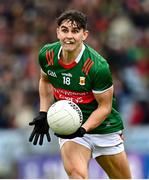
62,40,76,51
64,40,75,45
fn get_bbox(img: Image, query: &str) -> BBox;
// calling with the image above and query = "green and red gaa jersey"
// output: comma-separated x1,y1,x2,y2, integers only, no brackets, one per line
38,41,124,134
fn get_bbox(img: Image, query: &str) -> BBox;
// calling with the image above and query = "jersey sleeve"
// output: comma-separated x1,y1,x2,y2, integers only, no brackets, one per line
38,44,49,73
92,59,113,93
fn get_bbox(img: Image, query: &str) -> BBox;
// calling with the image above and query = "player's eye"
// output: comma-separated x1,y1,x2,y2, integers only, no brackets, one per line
61,28,68,33
72,29,79,33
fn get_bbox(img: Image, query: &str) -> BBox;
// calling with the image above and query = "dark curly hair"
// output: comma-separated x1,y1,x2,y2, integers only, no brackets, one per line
56,9,88,30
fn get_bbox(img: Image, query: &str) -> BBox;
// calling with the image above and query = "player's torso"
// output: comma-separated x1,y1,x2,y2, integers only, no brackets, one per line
39,42,124,134
39,42,95,103
46,58,94,104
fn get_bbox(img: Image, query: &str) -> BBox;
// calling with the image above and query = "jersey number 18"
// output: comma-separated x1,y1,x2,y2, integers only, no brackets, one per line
63,76,71,85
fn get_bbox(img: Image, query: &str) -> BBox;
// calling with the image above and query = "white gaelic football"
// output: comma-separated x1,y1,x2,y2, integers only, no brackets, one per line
47,100,83,135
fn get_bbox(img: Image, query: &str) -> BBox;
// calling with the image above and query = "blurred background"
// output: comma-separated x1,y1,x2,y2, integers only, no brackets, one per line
0,0,149,178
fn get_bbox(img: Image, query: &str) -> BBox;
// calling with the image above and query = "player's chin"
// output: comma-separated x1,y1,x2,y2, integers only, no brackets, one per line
63,44,76,52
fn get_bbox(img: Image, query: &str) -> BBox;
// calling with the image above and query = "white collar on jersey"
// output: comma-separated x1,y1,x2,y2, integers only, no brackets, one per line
58,44,85,63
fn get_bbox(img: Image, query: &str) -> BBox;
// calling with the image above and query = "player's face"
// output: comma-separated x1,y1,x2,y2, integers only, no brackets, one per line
57,20,88,52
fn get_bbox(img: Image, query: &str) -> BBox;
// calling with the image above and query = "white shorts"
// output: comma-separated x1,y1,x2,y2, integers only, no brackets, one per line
59,131,124,158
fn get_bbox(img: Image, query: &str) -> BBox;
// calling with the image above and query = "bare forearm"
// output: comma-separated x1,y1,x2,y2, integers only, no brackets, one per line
82,87,113,132
39,78,53,112
82,106,111,132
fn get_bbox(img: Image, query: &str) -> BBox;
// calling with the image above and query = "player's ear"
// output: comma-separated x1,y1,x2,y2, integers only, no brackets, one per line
82,30,89,41
56,27,60,39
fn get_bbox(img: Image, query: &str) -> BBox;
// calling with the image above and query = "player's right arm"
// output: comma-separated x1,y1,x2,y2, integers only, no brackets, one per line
39,69,54,112
28,69,52,145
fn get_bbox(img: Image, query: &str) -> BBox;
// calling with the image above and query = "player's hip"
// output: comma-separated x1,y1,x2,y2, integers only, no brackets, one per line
59,131,124,158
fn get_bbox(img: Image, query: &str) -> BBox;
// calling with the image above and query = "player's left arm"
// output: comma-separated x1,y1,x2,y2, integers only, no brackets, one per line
82,86,113,132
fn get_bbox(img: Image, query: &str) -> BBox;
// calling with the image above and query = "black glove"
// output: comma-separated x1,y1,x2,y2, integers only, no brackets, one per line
55,127,86,139
29,112,51,145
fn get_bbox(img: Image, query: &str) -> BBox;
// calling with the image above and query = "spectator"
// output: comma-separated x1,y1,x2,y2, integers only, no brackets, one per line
0,0,148,128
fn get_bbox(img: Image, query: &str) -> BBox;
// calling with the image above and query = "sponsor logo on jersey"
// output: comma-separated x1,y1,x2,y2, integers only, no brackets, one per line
47,70,57,77
79,77,85,85
61,73,72,77
53,88,95,104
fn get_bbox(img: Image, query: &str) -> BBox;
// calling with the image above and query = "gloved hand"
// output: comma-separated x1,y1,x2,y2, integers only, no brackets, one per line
55,127,86,139
29,112,51,145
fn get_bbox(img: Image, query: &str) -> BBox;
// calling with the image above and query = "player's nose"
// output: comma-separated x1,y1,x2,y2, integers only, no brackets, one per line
66,31,73,38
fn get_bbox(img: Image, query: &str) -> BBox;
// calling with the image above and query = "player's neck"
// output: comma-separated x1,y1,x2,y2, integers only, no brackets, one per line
61,44,83,64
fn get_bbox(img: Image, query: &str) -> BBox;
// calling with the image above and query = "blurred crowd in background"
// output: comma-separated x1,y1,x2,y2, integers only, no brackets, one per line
0,0,149,129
